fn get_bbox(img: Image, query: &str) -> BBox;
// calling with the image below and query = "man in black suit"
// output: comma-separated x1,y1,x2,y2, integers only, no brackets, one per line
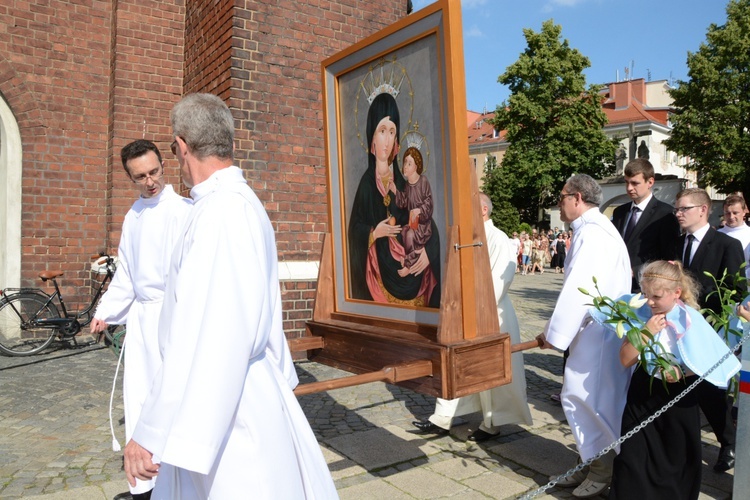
612,159,680,292
674,187,744,473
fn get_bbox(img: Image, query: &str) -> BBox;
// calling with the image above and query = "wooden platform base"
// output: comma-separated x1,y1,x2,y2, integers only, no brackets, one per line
293,318,511,399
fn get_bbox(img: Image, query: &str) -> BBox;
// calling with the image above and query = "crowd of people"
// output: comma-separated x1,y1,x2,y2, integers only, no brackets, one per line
534,160,746,499
91,90,748,499
510,227,571,275
413,160,747,499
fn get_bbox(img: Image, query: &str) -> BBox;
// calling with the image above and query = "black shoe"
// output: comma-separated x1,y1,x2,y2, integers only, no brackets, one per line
113,493,133,500
411,420,448,435
714,445,735,473
467,429,498,443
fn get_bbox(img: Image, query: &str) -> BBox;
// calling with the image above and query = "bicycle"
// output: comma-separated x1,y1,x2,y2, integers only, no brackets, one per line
0,253,122,356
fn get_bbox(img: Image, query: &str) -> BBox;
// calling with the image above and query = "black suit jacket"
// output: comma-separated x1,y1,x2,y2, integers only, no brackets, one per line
677,227,744,314
613,196,680,291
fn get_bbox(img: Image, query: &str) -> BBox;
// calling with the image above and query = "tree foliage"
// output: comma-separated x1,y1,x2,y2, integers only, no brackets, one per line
482,153,520,234
487,20,616,225
664,0,750,195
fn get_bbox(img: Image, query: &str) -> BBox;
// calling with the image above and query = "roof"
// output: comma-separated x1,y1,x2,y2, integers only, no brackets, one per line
467,111,506,145
468,78,672,143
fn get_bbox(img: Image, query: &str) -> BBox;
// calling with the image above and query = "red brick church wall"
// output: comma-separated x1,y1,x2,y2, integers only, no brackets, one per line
1,0,403,337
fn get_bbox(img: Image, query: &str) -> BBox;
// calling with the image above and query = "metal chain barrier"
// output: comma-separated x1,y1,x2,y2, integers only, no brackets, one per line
518,328,750,499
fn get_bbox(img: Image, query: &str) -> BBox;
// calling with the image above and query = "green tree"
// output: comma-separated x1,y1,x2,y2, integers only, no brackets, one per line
482,153,520,233
664,0,750,195
488,20,616,224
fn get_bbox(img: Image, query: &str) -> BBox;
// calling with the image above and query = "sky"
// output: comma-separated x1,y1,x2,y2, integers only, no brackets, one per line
412,0,730,112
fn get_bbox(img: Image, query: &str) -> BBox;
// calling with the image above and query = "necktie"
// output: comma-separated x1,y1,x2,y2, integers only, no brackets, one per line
683,234,695,267
623,205,640,242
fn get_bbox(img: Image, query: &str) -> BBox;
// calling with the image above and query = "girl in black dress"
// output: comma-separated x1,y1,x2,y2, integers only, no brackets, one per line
609,261,740,500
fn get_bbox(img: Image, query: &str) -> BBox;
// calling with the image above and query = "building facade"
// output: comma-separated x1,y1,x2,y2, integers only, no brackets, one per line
0,0,405,342
468,78,705,228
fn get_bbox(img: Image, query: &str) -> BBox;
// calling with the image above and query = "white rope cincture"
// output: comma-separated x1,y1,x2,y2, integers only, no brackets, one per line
108,335,126,452
518,328,750,499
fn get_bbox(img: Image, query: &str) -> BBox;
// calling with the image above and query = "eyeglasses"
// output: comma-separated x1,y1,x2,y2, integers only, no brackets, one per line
673,205,700,215
559,193,577,202
131,166,163,184
170,140,178,155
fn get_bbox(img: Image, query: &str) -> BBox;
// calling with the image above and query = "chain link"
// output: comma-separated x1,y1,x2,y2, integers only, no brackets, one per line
518,328,750,499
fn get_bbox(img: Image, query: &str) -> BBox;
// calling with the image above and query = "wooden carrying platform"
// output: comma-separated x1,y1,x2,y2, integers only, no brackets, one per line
290,184,521,399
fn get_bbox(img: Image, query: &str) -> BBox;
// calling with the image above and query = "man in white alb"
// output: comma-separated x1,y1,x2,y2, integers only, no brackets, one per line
718,193,750,282
123,93,337,498
537,174,631,498
91,139,191,500
412,193,533,441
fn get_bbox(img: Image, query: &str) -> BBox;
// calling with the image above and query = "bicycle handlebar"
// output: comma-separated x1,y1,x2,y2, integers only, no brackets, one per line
92,253,116,266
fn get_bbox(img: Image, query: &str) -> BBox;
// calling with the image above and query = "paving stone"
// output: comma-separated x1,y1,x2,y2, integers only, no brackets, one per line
487,428,580,478
337,478,413,500
384,467,466,498
462,470,529,499
326,427,429,470
426,457,491,481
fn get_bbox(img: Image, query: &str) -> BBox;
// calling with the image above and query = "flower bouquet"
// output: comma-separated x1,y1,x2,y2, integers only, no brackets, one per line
579,277,681,392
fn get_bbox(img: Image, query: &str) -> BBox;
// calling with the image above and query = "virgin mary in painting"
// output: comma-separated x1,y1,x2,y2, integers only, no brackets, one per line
347,92,440,308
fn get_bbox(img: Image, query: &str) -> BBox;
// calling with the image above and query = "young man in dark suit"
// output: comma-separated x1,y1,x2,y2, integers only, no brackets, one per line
674,187,744,473
612,159,680,292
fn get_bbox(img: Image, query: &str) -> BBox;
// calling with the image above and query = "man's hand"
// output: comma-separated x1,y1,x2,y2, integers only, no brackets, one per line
124,439,159,487
536,333,553,349
738,303,750,321
90,318,108,335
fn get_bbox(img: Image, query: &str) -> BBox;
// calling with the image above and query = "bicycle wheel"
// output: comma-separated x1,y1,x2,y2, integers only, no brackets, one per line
103,324,126,358
0,293,60,356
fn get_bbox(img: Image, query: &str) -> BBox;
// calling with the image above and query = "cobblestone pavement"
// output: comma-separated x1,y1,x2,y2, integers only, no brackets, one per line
0,270,734,499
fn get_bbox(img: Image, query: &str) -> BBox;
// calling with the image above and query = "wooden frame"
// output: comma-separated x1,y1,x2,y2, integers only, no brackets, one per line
302,0,511,399
323,0,470,325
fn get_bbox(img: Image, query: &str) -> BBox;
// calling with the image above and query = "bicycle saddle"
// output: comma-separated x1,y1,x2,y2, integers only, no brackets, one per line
39,270,64,281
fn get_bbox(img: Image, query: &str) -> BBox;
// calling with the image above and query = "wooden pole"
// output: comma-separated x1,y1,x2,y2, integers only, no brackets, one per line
294,359,433,396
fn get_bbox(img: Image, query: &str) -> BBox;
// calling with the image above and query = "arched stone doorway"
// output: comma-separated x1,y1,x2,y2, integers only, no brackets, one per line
0,94,22,287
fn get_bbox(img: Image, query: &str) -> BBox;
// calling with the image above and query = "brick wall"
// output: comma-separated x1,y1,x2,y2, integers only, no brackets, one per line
108,0,186,248
231,0,403,262
188,0,405,341
3,0,404,337
0,0,113,302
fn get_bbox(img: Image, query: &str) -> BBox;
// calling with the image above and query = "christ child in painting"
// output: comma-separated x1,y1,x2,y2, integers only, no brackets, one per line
389,146,433,277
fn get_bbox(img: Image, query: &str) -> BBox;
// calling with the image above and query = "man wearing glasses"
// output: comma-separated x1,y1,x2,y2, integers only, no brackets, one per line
674,187,743,473
91,139,191,500
537,174,631,498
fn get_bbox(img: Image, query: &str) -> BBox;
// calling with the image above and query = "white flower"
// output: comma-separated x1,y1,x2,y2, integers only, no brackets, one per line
629,293,647,308
615,321,626,339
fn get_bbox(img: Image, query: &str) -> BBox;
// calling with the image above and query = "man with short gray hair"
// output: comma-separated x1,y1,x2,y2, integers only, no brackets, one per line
538,174,631,498
123,93,336,498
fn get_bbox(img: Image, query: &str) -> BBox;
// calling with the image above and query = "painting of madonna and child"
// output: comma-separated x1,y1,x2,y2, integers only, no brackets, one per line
337,46,448,313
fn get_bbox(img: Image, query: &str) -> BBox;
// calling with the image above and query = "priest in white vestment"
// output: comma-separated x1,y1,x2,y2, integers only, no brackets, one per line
91,139,192,499
124,93,337,499
718,194,750,282
537,174,631,498
412,193,533,441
